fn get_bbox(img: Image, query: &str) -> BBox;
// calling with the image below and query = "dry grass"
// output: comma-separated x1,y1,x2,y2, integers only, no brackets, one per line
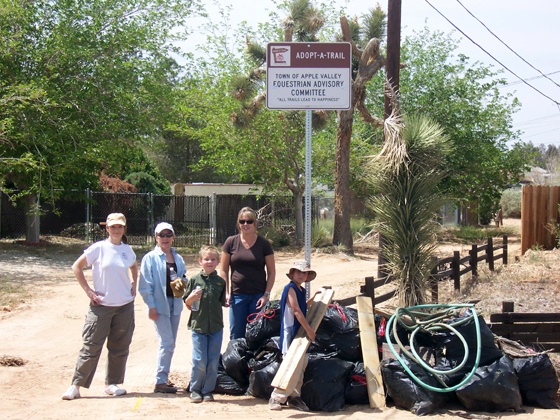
435,248,560,317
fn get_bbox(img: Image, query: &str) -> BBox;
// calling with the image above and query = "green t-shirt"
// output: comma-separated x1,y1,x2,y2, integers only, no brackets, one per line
184,270,226,334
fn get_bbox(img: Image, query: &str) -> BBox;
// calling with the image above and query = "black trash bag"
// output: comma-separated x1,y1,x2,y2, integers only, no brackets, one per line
385,316,411,346
221,338,253,386
313,327,362,362
381,357,449,416
248,337,283,372
247,337,282,399
319,304,359,333
513,354,560,409
214,364,248,395
344,362,369,405
301,355,354,412
456,355,523,413
248,360,280,399
431,356,468,388
433,313,503,372
245,300,281,350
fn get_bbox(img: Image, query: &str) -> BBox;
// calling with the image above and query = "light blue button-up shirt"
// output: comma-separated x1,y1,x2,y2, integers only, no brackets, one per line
139,246,187,317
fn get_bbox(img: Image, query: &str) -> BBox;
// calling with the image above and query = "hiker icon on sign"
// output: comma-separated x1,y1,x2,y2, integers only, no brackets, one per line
271,46,290,66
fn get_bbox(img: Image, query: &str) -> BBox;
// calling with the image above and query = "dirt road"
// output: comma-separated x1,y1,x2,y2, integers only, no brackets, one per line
0,234,558,419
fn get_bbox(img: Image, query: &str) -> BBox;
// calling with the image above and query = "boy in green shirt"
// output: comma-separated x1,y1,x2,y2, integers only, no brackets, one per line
183,245,226,403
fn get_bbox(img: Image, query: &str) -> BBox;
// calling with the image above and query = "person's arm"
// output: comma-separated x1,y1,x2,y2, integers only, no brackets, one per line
182,278,202,309
184,287,203,307
306,289,321,307
287,288,315,342
219,251,231,306
129,261,138,298
256,253,276,310
72,254,101,305
139,256,158,320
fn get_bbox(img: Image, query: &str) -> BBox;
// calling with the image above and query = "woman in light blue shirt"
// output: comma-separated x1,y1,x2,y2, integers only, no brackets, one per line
139,222,187,393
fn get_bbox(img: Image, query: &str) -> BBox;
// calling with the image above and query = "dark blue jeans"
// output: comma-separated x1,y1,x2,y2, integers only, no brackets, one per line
229,293,262,339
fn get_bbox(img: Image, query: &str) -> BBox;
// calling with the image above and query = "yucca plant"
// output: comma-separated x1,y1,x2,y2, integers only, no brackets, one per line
365,113,453,307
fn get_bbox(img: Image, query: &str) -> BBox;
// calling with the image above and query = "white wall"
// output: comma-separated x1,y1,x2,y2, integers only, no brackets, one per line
171,183,263,196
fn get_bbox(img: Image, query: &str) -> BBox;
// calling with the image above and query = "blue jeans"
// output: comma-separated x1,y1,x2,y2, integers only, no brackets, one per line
190,330,223,394
153,297,181,385
229,293,262,339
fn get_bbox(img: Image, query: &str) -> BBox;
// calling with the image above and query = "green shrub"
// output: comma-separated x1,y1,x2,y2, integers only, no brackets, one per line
438,225,516,243
310,219,333,247
500,188,521,218
350,218,372,237
260,226,291,247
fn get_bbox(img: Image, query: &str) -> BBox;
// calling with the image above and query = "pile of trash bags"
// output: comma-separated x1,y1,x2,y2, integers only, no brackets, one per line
214,301,560,414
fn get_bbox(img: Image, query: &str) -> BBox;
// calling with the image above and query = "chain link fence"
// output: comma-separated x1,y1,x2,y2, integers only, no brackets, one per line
1,190,334,247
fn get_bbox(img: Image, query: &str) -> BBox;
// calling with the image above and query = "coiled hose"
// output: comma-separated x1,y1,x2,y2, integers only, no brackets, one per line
385,303,482,393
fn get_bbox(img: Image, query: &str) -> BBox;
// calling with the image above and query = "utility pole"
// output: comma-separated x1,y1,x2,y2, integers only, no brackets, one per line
384,0,402,118
378,0,402,279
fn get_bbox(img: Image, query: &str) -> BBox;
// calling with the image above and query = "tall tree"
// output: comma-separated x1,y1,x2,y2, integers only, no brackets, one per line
0,0,197,242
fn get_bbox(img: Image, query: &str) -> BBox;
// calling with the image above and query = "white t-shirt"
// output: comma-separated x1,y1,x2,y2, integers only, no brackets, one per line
84,240,136,307
281,305,295,356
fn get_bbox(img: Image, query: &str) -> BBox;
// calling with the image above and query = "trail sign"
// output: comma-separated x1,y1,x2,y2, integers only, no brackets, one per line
266,42,352,110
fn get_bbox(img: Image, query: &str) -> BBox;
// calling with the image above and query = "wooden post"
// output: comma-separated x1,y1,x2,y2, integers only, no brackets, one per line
502,301,514,339
502,235,508,266
503,301,514,312
470,244,478,277
384,0,402,118
487,237,494,271
429,256,438,303
452,251,460,293
363,276,375,300
357,296,386,409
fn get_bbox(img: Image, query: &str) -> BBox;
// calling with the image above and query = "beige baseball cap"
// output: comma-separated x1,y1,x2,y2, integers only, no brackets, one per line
106,213,126,227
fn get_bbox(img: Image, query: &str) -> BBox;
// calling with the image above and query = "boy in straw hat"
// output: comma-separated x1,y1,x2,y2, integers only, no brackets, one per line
268,260,318,412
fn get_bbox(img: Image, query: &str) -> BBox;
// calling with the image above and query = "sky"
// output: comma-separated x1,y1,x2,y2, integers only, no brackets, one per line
184,0,560,148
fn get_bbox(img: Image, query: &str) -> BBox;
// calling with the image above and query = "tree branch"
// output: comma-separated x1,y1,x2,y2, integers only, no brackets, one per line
339,16,363,59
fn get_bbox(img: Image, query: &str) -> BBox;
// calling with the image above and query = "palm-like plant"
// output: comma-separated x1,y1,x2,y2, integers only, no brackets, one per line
365,113,453,307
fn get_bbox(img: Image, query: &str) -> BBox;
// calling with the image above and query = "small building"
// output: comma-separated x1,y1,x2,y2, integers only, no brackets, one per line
171,183,263,196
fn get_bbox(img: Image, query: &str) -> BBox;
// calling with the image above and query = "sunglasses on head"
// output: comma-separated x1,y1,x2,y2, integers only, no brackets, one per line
157,233,174,238
238,219,254,225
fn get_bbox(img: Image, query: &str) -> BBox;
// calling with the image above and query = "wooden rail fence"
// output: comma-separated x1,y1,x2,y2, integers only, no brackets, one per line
489,301,560,352
336,235,508,308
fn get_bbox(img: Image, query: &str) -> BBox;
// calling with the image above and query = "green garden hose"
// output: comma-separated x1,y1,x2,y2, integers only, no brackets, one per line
385,303,482,393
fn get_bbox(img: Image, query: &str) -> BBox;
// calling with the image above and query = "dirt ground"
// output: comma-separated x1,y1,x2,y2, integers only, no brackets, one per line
1,219,559,419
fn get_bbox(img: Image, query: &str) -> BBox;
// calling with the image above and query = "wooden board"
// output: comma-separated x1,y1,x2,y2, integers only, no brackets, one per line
271,287,334,390
357,296,386,409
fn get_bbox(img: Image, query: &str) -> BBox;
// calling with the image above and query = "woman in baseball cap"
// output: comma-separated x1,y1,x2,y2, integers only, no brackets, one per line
62,213,137,400
138,222,187,394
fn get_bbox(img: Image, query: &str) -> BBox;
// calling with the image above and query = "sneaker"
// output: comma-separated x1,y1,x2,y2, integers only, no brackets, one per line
61,385,81,400
154,382,178,393
104,384,127,396
202,393,214,402
190,391,203,403
287,396,309,412
268,396,283,411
